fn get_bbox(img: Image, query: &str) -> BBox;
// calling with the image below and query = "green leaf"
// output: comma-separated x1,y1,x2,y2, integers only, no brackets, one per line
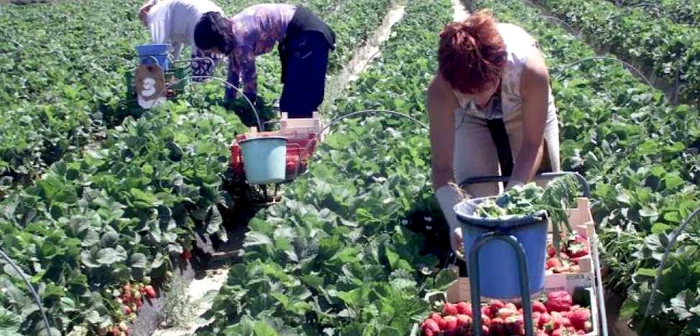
651,223,672,234
636,268,657,278
639,208,659,218
100,231,120,247
3,264,27,281
129,253,148,268
670,291,693,319
205,206,223,235
96,248,121,265
60,297,76,312
253,321,279,336
130,188,161,206
664,173,684,190
619,299,639,319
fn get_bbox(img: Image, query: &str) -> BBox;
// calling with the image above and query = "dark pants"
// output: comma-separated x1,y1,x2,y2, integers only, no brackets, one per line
279,31,330,119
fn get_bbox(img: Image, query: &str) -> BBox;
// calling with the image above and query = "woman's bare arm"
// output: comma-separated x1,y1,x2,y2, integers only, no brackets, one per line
511,47,550,185
427,73,459,190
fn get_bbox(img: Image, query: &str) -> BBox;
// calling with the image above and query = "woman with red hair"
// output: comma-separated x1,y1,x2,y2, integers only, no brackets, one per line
428,10,561,253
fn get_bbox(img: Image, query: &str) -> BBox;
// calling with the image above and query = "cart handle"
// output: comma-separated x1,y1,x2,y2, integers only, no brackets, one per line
458,171,591,198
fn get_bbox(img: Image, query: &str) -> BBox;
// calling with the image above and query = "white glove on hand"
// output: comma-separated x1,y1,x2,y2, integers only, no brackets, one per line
436,185,465,256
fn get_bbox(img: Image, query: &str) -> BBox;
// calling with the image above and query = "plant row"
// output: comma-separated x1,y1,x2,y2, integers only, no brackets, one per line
0,0,395,334
473,0,700,334
534,0,700,108
194,0,460,334
607,0,700,25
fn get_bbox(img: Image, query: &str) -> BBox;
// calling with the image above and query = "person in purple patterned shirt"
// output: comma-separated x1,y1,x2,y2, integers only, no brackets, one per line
193,4,336,119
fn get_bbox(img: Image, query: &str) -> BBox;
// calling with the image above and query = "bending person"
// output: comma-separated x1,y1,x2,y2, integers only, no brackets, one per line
138,0,225,80
193,4,336,118
427,10,562,254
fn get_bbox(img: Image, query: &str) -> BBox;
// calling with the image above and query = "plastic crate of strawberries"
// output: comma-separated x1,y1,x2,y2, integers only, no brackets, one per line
418,289,594,336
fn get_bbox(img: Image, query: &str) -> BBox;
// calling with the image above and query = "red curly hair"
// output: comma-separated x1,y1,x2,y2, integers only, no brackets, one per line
438,10,507,94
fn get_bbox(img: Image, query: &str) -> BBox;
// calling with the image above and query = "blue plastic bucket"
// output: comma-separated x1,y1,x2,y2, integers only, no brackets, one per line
238,136,288,185
455,197,548,299
136,44,170,71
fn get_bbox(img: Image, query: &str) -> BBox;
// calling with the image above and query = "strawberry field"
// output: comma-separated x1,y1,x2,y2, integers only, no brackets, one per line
0,0,698,335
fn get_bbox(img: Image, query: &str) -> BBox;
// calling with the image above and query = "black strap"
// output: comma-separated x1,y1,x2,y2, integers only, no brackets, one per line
486,118,514,178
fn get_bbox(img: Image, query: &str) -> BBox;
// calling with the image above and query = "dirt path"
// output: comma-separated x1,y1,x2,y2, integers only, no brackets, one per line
320,2,407,113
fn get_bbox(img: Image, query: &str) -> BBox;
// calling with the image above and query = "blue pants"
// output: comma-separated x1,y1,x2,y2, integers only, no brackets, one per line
279,31,331,119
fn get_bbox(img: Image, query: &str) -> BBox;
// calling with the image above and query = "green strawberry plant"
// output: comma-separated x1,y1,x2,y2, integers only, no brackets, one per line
536,0,700,108
606,0,699,26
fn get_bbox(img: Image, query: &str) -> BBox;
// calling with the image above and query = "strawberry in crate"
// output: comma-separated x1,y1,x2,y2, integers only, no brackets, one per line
418,291,593,335
545,233,589,274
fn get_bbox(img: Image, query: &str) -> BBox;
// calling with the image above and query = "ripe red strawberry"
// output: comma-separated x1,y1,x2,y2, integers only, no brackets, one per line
489,317,507,336
497,308,515,319
443,302,459,316
420,328,434,336
547,316,572,331
481,306,492,318
539,313,552,329
481,314,491,328
565,235,589,258
532,301,547,314
123,305,132,315
489,300,506,317
532,312,541,325
551,328,567,336
546,257,562,270
568,308,591,331
547,244,557,258
443,316,458,331
144,285,157,299
135,298,143,308
420,319,440,335
546,291,573,312
429,313,446,330
181,249,192,260
561,316,573,328
456,314,471,328
505,315,525,335
456,301,472,316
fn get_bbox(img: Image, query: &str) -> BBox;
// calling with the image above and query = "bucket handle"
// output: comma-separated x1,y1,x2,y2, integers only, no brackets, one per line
458,171,591,198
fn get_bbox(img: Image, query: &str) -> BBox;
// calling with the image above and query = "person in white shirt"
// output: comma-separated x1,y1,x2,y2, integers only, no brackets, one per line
138,0,225,81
